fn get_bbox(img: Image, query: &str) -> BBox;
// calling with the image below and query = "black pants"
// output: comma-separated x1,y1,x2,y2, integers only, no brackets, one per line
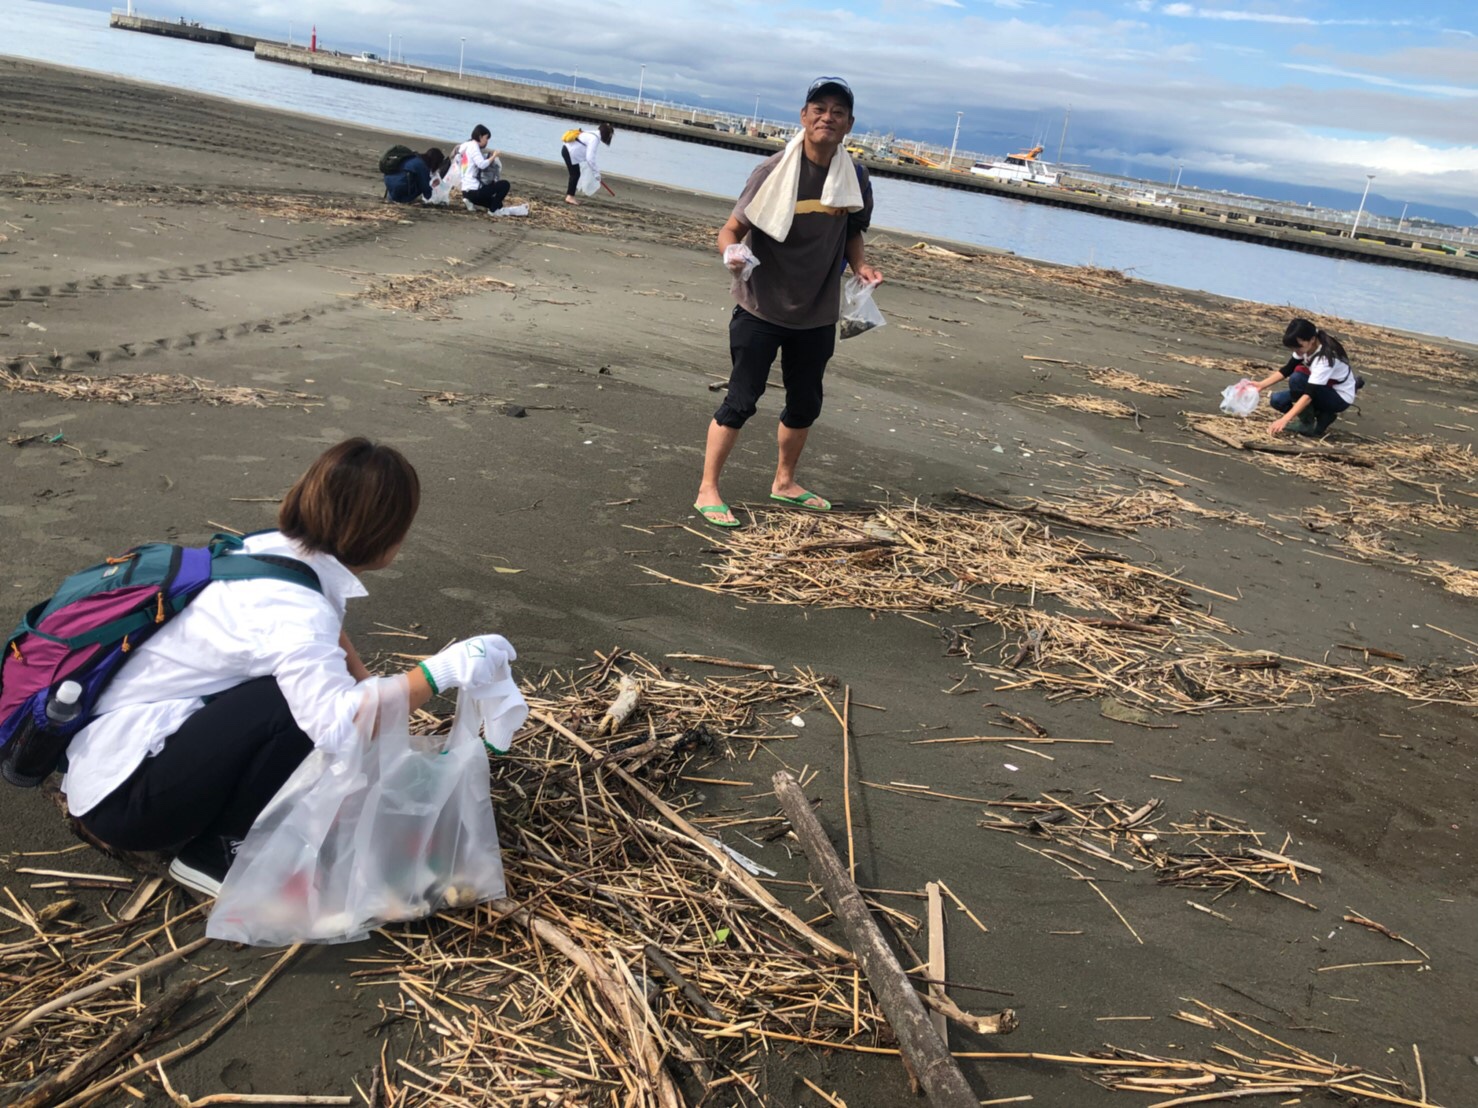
1270,372,1350,417
464,180,511,211
714,306,836,429
562,146,581,197
81,677,313,853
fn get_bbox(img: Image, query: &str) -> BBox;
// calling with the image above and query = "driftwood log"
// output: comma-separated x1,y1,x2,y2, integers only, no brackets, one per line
772,770,988,1108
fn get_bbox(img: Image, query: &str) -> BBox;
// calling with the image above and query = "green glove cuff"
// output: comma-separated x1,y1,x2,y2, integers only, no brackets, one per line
418,661,441,695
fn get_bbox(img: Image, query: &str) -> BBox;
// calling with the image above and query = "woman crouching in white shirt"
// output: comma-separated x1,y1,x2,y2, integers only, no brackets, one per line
1250,317,1362,437
64,438,515,896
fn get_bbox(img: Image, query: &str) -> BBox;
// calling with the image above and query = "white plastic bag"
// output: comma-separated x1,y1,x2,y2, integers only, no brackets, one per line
490,204,530,218
428,172,453,206
723,243,759,282
1220,378,1260,417
839,274,885,340
577,163,602,197
207,678,516,945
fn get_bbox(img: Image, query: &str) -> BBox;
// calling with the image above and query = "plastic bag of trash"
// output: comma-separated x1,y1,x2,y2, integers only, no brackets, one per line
1220,378,1260,417
577,163,602,197
839,274,885,340
491,204,530,217
428,172,453,206
723,243,760,282
207,676,522,946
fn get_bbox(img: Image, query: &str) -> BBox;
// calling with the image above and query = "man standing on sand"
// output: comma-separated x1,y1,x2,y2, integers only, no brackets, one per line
693,77,882,529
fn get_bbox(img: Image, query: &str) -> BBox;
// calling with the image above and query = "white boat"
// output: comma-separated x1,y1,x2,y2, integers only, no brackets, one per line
970,145,1059,186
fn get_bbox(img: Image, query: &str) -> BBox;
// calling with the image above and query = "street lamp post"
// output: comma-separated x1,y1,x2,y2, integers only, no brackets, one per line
636,64,646,115
947,111,963,170
458,37,465,78
1351,173,1375,237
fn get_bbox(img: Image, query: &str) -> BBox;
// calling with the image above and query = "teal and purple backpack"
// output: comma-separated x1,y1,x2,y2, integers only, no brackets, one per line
0,534,319,786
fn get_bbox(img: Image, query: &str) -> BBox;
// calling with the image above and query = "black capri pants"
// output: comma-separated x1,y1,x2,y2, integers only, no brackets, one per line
713,306,836,430
80,677,313,854
562,146,581,197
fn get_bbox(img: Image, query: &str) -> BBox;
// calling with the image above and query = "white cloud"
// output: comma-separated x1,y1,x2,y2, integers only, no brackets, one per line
1284,63,1478,99
168,0,1476,210
1160,5,1408,27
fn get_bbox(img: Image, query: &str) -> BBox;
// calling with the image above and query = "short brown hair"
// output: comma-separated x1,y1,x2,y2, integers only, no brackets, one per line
278,438,420,567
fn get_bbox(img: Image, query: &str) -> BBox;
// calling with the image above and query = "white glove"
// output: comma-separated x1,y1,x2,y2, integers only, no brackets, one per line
723,243,759,280
420,634,517,695
461,676,528,754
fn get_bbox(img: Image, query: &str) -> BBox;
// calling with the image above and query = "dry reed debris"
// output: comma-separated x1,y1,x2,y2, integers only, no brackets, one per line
0,364,321,408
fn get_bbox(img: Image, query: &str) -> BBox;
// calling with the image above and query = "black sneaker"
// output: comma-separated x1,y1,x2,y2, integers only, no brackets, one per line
1312,410,1339,436
167,835,239,898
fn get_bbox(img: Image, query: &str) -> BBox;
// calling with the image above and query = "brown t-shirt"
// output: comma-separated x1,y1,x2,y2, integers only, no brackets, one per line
731,153,873,329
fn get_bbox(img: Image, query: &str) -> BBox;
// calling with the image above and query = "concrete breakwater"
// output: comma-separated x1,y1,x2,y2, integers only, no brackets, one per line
111,16,1476,279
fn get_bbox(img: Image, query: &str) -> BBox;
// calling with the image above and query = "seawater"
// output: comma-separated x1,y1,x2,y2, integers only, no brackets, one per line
6,0,1478,346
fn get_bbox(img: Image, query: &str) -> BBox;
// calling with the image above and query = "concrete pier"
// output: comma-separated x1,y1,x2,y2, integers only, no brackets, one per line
110,12,269,52
110,17,1478,280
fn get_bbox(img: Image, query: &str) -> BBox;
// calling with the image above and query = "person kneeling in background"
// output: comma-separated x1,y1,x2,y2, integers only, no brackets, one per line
384,147,446,204
1250,317,1362,437
455,124,512,213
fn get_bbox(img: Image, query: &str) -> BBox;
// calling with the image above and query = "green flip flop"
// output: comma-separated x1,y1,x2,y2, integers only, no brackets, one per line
694,503,742,529
768,491,831,511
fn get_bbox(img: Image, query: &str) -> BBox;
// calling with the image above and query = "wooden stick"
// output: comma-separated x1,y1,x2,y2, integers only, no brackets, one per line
1148,1088,1305,1107
801,1077,848,1107
663,653,776,672
13,978,202,1108
772,769,987,1108
158,1055,352,1107
936,881,989,934
117,876,164,923
533,711,850,960
926,882,949,1044
2,934,212,1039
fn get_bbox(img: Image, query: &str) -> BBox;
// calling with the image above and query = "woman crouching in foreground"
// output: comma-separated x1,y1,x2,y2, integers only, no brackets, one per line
61,438,515,897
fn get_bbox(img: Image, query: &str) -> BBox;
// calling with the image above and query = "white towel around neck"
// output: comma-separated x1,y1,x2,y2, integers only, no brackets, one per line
743,133,864,243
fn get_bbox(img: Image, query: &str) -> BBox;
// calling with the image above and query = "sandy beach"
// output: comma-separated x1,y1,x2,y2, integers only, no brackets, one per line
2,56,1476,1106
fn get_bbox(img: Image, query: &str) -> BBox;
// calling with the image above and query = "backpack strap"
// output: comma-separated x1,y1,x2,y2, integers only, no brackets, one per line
211,553,321,593
207,533,320,593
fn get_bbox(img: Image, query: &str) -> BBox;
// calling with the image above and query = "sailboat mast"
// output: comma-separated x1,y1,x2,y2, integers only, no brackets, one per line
1056,105,1071,164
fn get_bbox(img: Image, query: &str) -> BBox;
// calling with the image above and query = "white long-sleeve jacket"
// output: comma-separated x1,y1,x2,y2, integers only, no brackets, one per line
563,131,602,175
62,531,385,815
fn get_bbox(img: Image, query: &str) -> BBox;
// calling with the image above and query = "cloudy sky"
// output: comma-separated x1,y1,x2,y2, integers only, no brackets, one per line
138,1,1478,216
